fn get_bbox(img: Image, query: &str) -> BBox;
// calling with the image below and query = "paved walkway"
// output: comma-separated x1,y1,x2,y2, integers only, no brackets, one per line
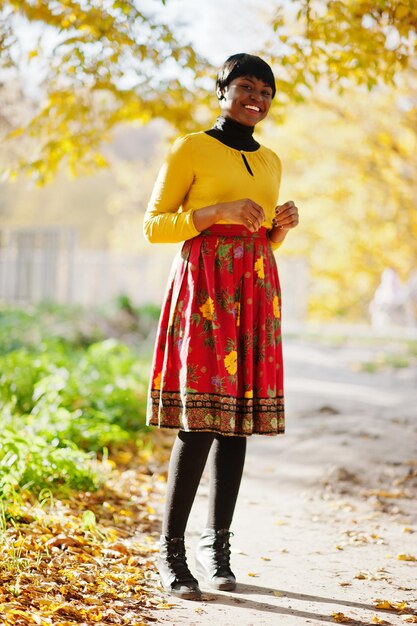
152,337,417,625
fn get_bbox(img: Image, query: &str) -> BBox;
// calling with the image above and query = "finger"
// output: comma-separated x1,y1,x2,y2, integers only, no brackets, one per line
275,207,295,222
273,211,299,226
276,210,299,222
249,200,265,213
276,200,295,211
275,217,299,229
248,211,264,229
248,207,265,223
274,209,298,225
244,215,257,231
248,202,265,223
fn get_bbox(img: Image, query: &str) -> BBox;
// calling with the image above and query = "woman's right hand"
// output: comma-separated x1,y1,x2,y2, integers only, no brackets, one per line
218,199,265,232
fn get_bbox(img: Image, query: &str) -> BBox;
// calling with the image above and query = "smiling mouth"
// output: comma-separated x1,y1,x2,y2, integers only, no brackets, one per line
244,105,261,113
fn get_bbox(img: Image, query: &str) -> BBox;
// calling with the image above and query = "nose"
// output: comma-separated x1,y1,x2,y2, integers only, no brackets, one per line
249,90,262,102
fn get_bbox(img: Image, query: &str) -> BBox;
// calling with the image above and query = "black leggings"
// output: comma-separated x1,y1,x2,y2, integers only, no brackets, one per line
162,431,247,538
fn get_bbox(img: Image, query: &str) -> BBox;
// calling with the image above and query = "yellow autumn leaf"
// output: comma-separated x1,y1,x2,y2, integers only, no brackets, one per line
374,599,409,611
401,616,417,623
371,617,390,624
247,572,259,577
332,612,352,623
397,553,417,561
367,489,409,499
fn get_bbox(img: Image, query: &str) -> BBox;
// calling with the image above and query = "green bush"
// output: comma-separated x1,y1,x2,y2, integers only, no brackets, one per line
0,302,153,499
0,427,98,497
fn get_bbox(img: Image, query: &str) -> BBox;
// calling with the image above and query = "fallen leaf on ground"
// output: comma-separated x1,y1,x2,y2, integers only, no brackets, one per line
247,572,259,577
372,616,391,624
374,599,409,612
401,616,417,623
332,612,353,623
397,554,417,561
46,535,84,549
0,442,170,626
363,489,411,499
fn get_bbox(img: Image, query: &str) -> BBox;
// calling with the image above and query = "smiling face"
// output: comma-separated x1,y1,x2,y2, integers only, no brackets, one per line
218,75,273,127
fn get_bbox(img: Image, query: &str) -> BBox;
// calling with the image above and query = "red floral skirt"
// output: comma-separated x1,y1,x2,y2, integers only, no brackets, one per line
146,225,284,436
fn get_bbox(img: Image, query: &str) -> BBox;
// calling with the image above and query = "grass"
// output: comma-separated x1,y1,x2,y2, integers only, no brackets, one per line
0,297,157,507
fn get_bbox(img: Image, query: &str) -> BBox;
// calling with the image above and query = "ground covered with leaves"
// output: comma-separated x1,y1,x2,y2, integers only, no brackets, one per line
0,438,175,625
0,300,172,625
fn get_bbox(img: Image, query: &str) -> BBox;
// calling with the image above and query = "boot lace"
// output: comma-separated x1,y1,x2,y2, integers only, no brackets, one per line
166,539,195,583
213,530,234,576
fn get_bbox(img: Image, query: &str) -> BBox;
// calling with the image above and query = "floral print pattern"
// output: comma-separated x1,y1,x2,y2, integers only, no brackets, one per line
224,350,238,375
146,225,284,436
200,296,215,320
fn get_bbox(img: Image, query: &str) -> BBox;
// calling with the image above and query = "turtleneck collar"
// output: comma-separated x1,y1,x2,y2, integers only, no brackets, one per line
205,115,260,152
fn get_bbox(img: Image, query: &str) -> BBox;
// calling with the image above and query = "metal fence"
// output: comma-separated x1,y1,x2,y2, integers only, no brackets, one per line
0,227,310,320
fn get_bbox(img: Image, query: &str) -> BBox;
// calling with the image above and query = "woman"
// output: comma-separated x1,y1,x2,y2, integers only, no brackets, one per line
143,53,299,600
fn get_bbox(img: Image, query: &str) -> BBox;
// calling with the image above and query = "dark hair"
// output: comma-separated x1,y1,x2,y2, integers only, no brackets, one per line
216,53,276,100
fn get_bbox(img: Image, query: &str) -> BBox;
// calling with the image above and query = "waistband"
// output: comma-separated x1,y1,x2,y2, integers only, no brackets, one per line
200,225,268,239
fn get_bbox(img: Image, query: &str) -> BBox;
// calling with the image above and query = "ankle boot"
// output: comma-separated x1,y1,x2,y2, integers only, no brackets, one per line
195,528,236,591
158,535,201,600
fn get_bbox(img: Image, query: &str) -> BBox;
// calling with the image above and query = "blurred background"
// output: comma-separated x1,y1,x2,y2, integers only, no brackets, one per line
0,0,416,331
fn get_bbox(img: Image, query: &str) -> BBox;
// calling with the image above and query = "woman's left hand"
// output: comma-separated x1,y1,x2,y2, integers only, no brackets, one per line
272,200,299,231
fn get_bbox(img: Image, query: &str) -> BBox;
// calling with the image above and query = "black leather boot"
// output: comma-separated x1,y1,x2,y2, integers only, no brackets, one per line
158,535,201,600
195,528,236,591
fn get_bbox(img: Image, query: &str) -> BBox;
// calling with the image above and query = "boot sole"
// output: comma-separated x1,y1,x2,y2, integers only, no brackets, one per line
207,580,236,591
196,565,236,591
161,584,202,601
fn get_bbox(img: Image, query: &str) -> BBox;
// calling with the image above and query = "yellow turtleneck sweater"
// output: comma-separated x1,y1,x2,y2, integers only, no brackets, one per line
143,131,282,250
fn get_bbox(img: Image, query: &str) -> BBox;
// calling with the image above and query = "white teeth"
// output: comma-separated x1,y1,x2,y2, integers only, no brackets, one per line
244,105,260,112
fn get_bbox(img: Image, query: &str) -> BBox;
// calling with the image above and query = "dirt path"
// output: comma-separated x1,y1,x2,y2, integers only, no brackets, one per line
149,336,417,626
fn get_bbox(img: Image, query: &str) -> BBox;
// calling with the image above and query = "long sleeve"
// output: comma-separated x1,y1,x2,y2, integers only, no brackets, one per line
143,136,201,244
